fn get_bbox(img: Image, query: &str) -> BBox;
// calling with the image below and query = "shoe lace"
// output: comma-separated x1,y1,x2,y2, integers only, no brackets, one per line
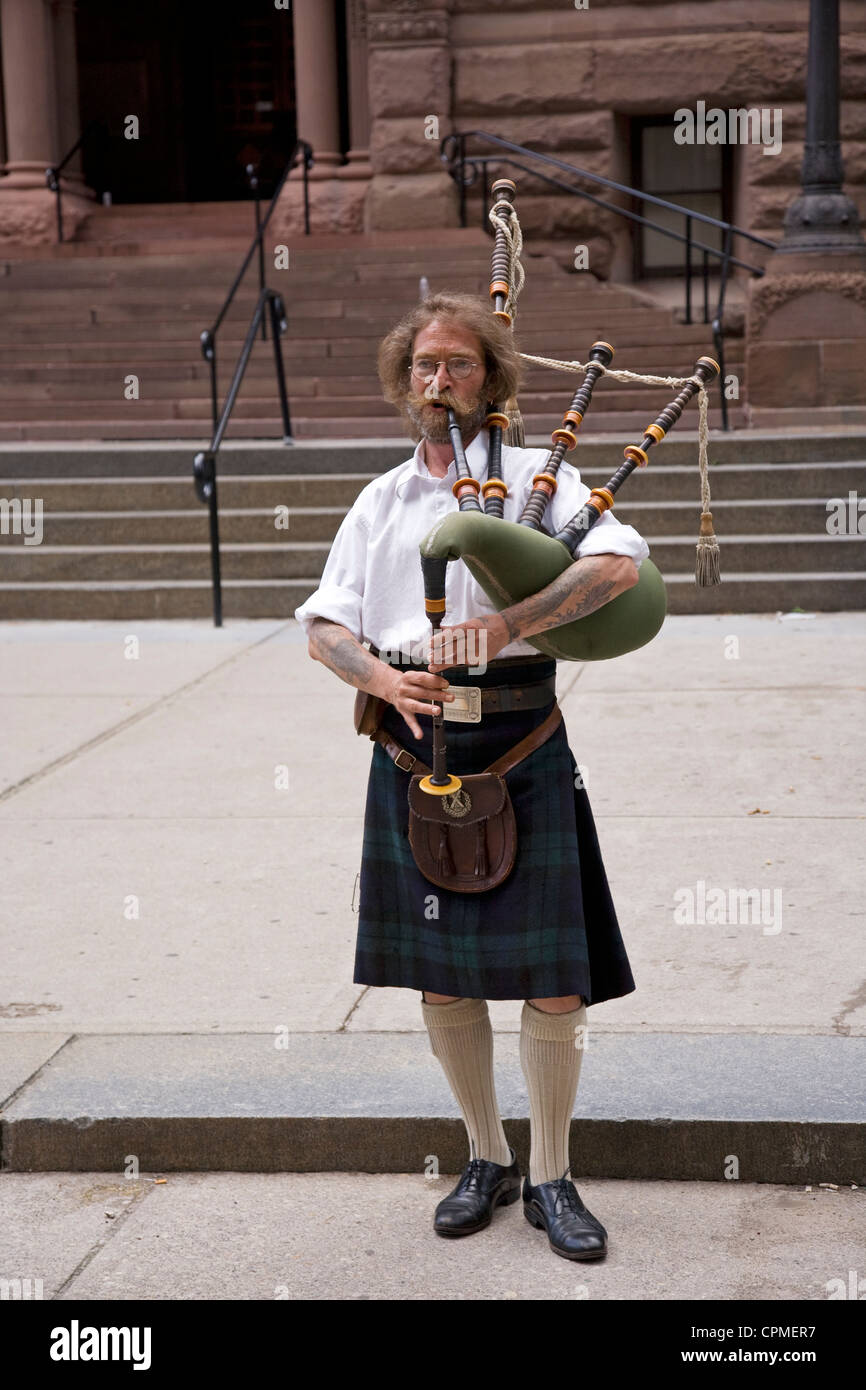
455,1158,489,1195
548,1173,583,1218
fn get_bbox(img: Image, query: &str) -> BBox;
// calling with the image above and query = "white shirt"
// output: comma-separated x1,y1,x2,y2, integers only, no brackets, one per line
293,429,650,661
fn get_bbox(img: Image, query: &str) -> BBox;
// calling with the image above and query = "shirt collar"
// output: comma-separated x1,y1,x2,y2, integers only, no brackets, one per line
395,428,489,499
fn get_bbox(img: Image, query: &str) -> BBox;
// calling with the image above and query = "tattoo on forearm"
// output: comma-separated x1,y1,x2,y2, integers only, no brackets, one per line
310,621,379,690
499,558,621,641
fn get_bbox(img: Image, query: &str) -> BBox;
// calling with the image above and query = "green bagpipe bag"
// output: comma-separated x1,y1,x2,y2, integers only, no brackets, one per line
419,510,666,662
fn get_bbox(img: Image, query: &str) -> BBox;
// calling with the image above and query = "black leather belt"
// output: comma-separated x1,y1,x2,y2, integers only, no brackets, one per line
392,673,557,716
369,644,555,714
472,675,557,712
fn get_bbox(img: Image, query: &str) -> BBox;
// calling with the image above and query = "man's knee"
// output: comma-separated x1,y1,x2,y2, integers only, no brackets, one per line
526,995,584,1013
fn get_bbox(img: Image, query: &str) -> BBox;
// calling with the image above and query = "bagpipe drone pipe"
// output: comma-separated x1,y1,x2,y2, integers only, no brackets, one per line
419,178,719,667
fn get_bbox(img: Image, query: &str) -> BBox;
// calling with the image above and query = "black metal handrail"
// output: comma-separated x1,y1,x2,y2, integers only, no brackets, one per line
46,117,110,243
200,138,313,433
194,287,292,627
441,131,778,430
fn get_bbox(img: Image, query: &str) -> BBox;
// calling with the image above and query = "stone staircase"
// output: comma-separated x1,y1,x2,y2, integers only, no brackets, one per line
1,433,863,619
0,228,744,442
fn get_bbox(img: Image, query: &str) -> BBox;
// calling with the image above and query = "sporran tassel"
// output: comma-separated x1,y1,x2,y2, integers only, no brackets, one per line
474,822,488,878
437,824,454,878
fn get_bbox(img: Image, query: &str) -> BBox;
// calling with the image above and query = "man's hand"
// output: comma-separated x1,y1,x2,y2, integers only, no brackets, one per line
307,617,455,740
386,667,455,740
426,616,510,673
426,553,638,669
488,553,638,647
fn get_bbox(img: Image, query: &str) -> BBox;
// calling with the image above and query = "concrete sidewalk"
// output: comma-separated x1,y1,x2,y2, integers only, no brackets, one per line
2,1171,863,1300
0,613,864,1181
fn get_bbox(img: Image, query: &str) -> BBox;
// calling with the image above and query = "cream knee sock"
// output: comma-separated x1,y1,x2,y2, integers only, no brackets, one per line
519,999,587,1186
421,995,512,1167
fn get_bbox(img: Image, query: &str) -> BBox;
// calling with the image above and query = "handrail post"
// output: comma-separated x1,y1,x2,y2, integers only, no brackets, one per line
200,329,218,434
702,249,709,323
46,167,63,243
209,352,218,434
713,223,733,432
303,143,312,234
684,215,692,324
247,164,268,342
207,469,223,628
712,321,728,433
268,291,293,443
193,450,223,627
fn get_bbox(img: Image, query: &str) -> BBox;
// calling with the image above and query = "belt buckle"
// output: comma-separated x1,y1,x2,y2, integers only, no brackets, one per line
394,749,416,771
442,684,481,723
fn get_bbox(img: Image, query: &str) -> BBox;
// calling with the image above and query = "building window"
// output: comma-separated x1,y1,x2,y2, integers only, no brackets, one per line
631,117,732,279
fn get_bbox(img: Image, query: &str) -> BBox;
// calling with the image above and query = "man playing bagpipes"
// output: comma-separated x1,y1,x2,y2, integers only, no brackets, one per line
293,284,652,1263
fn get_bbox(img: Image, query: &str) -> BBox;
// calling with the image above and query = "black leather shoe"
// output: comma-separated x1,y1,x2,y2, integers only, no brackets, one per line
522,1175,608,1260
433,1148,521,1237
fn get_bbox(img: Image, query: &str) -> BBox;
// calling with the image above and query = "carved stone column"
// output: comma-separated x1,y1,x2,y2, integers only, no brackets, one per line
0,45,7,173
339,0,372,180
746,0,866,422
0,0,57,187
50,0,90,199
0,0,90,243
275,0,367,235
364,0,458,231
774,0,865,264
292,0,342,178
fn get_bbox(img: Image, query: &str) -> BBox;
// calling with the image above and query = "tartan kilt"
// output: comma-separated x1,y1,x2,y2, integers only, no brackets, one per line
354,655,636,1005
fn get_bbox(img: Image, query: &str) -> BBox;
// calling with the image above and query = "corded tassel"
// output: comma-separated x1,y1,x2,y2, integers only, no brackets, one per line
437,824,454,878
694,387,720,586
696,510,721,586
474,822,488,878
505,396,525,448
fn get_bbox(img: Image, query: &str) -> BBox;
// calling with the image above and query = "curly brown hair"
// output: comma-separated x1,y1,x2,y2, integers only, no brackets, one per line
377,291,522,436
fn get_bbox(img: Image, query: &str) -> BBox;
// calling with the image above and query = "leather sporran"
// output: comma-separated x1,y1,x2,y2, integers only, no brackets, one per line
354,688,386,736
407,772,517,893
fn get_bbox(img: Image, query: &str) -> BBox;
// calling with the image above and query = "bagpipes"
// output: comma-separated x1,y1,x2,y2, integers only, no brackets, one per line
417,178,720,797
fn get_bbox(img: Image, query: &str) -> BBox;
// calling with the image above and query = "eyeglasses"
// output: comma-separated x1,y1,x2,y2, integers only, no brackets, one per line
410,357,481,381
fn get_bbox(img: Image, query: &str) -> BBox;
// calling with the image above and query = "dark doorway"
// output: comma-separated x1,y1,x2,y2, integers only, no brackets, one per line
75,0,297,203
630,116,733,278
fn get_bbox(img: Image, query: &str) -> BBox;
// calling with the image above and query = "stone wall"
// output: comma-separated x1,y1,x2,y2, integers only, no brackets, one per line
363,0,866,279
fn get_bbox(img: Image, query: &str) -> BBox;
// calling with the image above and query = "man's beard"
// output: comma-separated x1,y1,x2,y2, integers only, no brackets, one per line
404,387,489,445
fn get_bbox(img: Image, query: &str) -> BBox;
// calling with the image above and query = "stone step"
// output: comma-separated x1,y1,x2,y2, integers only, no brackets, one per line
0,418,304,443
2,461,862,506
2,535,862,582
0,386,739,417
0,284,667,314
8,234,573,260
0,498,841,547
0,386,741,423
3,432,859,474
0,366,744,399
0,261,497,291
72,224,492,253
0,286,705,317
0,406,758,442
2,1032,862,1181
0,572,863,619
0,321,721,356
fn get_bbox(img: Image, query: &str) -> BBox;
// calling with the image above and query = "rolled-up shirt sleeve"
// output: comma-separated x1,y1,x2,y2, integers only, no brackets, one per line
545,455,650,569
293,505,369,642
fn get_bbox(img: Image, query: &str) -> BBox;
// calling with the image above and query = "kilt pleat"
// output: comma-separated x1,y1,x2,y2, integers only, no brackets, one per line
353,657,636,1004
